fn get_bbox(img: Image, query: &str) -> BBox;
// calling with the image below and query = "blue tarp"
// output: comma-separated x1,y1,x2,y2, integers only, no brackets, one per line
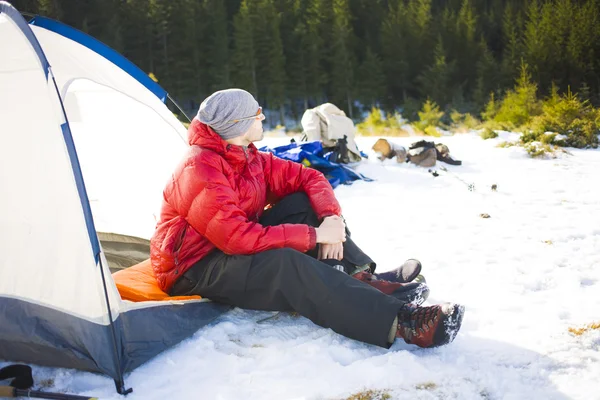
260,141,372,188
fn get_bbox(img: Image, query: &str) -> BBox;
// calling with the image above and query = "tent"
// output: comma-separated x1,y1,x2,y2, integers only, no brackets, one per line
0,2,229,394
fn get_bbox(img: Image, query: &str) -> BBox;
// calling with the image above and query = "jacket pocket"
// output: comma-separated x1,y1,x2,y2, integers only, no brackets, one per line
160,216,188,262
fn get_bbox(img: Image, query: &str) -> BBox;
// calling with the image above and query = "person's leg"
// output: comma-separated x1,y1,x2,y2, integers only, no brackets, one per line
261,192,426,292
260,192,374,274
172,247,404,348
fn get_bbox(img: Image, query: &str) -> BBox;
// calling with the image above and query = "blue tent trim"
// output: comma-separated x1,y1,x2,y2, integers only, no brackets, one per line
60,122,101,262
260,141,373,188
29,16,168,102
0,2,49,78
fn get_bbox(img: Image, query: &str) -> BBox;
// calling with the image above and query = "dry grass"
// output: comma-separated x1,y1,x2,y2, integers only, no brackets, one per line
343,389,391,400
569,321,600,336
415,382,438,390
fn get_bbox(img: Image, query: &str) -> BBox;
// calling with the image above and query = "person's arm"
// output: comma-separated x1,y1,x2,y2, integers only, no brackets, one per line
179,161,316,255
262,152,342,219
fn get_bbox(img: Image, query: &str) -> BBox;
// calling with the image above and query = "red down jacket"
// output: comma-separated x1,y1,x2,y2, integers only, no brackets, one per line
151,118,342,292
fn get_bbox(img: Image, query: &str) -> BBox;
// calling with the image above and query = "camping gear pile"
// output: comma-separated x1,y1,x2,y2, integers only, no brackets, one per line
372,138,462,167
260,102,372,188
0,2,229,396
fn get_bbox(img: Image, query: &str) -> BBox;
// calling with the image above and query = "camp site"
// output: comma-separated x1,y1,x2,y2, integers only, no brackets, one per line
1,1,599,399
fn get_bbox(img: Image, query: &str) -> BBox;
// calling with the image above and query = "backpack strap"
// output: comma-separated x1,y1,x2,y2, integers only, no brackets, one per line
0,364,33,389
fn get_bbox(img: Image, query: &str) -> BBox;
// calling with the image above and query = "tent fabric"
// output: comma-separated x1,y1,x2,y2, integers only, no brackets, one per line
29,20,188,240
259,141,372,188
0,296,230,379
99,232,152,273
0,3,229,391
30,16,167,102
112,259,201,302
0,5,116,322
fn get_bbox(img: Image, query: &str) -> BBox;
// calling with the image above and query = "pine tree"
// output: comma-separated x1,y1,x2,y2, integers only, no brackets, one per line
454,0,478,97
474,37,498,107
37,0,63,21
203,0,231,93
306,0,333,103
261,0,287,124
417,37,455,108
501,3,523,89
122,0,155,74
330,0,356,117
232,0,258,96
523,0,548,88
356,47,386,108
494,61,542,128
406,0,434,88
381,0,409,107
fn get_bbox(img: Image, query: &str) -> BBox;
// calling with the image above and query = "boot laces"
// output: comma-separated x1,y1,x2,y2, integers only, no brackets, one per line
398,305,439,339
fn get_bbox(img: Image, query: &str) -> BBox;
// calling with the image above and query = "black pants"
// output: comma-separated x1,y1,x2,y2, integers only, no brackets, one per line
171,193,404,347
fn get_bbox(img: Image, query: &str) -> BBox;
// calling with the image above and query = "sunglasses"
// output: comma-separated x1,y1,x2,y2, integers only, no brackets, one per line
226,107,264,124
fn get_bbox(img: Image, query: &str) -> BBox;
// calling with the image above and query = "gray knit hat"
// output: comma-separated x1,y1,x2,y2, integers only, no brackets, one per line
197,89,260,140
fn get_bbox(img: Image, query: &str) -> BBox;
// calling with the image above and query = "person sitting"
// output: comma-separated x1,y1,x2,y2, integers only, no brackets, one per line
150,89,465,349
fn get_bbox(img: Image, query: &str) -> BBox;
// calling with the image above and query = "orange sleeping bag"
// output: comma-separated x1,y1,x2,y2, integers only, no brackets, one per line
112,258,201,302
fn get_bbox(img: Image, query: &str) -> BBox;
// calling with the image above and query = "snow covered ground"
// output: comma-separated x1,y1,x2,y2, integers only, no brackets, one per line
3,133,600,399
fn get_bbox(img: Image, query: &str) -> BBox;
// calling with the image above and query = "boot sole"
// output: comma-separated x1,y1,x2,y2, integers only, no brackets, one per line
390,283,430,305
430,304,465,348
375,259,422,283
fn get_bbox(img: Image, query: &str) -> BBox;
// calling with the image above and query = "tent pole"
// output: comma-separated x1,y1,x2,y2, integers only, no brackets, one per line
167,94,192,123
97,256,133,395
46,68,130,394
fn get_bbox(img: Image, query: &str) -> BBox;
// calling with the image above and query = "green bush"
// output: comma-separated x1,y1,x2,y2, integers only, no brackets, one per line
494,63,542,129
413,99,445,133
480,127,498,139
524,142,554,158
529,88,599,148
496,141,518,148
356,107,407,136
481,93,499,122
450,110,481,131
424,125,442,137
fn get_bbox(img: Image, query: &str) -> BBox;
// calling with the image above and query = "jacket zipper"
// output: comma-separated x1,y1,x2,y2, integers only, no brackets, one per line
243,146,260,221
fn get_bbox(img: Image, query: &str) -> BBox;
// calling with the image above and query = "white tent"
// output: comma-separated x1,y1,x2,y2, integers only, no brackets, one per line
0,2,229,393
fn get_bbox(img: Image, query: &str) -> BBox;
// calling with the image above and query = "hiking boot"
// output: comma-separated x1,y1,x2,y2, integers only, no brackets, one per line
353,271,430,305
396,303,465,348
374,259,422,283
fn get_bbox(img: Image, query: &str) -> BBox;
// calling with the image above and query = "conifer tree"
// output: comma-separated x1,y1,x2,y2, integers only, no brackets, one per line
203,0,231,93
501,3,522,88
381,0,409,107
417,37,454,108
330,0,355,117
232,0,258,96
356,47,386,108
261,0,287,125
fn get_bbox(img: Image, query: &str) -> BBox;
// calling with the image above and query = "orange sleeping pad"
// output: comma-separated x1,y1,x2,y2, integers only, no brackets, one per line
112,258,201,302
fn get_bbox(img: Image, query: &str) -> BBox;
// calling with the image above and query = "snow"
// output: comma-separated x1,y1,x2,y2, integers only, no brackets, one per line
3,133,600,399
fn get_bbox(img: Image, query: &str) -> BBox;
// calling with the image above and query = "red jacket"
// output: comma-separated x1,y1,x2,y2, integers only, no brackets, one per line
151,119,342,292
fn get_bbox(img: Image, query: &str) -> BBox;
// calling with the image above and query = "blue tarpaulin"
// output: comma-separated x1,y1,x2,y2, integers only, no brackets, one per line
260,141,372,188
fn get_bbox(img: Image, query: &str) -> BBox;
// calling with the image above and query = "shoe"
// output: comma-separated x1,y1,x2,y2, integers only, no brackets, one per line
374,259,422,283
396,303,465,348
353,271,430,305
